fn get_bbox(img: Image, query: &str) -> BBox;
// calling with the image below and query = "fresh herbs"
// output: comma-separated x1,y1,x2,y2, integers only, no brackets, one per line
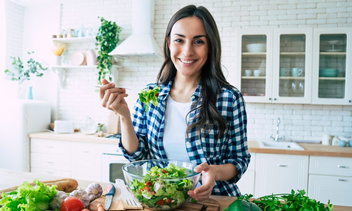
235,190,333,211
138,86,160,112
0,179,58,211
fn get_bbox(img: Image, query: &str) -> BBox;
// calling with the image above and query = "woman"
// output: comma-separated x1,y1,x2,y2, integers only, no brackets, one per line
100,5,250,200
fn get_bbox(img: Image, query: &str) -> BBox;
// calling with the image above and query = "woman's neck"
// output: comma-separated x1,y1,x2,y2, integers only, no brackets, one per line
170,75,199,103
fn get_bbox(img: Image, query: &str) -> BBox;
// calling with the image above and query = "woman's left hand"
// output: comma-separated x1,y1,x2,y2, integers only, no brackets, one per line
188,162,216,201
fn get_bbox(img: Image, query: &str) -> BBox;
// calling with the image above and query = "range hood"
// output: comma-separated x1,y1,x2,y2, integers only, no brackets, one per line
109,0,162,57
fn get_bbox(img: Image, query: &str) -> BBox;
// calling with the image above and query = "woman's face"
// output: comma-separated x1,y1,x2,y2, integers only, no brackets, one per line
168,16,209,79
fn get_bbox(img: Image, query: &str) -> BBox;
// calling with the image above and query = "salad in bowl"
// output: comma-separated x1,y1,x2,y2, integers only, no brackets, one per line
122,159,201,210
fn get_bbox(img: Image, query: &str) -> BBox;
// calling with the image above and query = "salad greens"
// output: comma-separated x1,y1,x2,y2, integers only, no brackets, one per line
0,179,58,211
138,86,160,112
129,163,194,210
233,190,333,211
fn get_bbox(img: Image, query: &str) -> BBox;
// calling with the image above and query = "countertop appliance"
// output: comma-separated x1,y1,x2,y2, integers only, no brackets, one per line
0,100,51,171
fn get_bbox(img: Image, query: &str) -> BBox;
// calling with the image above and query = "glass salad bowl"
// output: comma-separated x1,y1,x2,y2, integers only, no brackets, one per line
122,159,201,210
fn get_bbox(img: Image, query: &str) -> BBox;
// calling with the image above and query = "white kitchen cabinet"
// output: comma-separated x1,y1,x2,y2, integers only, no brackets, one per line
30,138,71,177
236,27,352,105
71,142,102,182
235,28,312,104
312,28,352,105
30,138,103,181
237,153,255,195
254,153,308,198
308,156,352,206
235,29,273,103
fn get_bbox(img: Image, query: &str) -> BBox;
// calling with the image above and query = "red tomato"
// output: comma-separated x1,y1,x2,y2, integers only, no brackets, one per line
166,198,171,204
145,182,153,186
162,170,168,173
144,186,150,191
156,199,164,206
60,197,84,211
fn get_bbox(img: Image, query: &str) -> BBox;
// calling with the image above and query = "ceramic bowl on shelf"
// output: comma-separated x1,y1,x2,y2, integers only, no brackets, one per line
246,43,266,52
319,69,339,77
122,159,201,210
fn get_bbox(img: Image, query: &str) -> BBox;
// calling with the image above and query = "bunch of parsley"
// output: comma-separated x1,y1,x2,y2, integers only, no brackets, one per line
239,190,333,211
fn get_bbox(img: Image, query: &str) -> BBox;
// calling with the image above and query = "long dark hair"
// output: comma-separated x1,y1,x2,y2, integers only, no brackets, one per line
157,5,233,138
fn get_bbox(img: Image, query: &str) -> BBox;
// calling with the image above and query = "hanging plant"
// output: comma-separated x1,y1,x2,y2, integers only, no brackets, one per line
95,17,121,85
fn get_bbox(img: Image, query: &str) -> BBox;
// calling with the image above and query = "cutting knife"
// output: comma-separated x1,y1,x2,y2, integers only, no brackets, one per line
104,183,116,210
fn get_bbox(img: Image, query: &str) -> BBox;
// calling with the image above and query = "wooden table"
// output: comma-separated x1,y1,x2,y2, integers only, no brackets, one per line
0,168,351,210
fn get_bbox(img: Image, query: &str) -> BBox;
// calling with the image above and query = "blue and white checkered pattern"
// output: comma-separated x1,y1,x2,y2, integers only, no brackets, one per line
119,80,251,196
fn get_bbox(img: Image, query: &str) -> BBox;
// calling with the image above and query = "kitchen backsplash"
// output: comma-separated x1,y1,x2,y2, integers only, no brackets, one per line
5,0,352,141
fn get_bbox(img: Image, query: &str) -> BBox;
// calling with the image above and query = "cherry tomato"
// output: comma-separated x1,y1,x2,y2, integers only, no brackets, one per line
60,197,84,211
156,199,164,206
166,198,171,204
144,186,150,191
162,170,168,173
145,182,153,186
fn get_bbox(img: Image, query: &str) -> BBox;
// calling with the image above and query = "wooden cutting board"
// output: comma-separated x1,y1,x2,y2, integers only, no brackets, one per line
89,195,220,211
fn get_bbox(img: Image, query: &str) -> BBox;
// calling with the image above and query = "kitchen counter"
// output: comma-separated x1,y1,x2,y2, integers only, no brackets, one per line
248,141,352,157
29,132,352,157
0,168,350,211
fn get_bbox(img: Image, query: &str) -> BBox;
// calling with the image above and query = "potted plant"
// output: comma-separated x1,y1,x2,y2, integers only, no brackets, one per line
95,17,121,85
4,51,48,98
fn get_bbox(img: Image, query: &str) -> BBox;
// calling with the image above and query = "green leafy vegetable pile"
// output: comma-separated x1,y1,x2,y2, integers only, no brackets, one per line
224,189,333,211
129,163,194,210
0,179,58,211
138,86,160,112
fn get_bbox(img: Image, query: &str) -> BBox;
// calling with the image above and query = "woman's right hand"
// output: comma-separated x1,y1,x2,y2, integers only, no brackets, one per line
99,79,130,117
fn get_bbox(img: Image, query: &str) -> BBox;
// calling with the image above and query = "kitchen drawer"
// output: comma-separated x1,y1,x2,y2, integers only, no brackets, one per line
31,138,70,155
31,167,71,178
308,174,352,206
31,153,70,171
309,156,352,176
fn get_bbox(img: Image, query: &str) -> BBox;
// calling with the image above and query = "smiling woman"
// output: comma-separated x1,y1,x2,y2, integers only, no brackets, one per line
99,4,250,200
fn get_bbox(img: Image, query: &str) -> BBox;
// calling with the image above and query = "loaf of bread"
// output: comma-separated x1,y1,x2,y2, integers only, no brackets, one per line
0,178,78,197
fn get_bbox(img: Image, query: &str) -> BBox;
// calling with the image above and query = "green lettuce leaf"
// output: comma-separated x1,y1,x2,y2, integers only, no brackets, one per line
0,179,58,211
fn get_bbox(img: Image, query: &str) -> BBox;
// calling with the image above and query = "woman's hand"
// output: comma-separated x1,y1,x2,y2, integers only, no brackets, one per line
188,162,216,201
99,79,130,117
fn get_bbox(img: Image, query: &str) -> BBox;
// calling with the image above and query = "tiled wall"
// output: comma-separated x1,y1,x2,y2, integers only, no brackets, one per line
21,0,352,141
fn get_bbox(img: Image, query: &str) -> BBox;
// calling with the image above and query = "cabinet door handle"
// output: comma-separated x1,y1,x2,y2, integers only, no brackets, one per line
47,161,53,164
277,164,287,167
273,98,277,101
349,100,351,103
337,178,348,182
269,98,272,100
337,165,347,168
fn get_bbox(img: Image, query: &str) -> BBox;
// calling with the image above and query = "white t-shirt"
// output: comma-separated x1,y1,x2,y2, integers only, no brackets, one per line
163,96,192,162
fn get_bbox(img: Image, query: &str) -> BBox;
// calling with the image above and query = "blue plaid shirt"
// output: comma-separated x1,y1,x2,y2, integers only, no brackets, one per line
119,80,251,196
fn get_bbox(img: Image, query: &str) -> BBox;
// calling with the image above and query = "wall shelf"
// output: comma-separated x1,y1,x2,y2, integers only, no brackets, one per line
52,36,96,43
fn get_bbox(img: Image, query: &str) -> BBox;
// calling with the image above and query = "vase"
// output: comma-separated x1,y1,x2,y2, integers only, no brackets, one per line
17,83,26,99
55,56,62,66
26,86,33,100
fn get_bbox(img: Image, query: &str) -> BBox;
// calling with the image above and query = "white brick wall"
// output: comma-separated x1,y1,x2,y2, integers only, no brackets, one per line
12,0,352,140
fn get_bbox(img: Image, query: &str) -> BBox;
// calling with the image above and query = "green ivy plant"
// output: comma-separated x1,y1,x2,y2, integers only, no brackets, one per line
4,51,48,84
95,17,121,85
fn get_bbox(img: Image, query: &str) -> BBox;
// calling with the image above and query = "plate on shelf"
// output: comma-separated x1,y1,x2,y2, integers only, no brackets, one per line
70,51,87,66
